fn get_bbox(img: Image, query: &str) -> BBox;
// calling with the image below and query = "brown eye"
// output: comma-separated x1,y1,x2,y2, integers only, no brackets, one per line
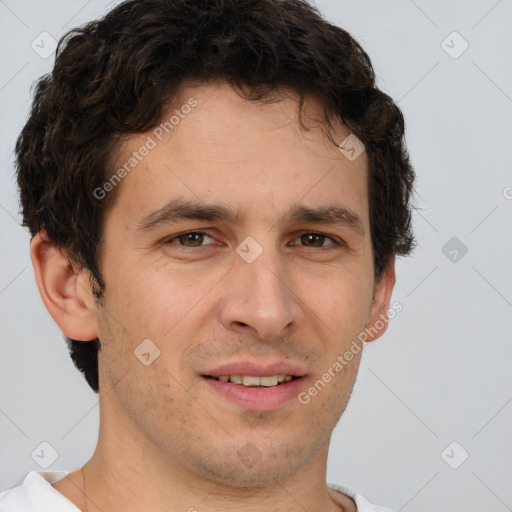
167,232,215,247
295,233,335,247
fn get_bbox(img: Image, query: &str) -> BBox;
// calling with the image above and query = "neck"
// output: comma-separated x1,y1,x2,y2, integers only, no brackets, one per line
78,439,348,512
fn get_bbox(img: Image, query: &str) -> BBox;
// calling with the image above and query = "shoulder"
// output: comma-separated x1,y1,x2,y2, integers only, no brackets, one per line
328,483,396,512
0,470,79,512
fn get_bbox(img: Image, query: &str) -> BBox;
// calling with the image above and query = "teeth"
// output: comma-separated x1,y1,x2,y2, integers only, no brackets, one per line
243,375,261,386
215,375,295,387
260,375,279,387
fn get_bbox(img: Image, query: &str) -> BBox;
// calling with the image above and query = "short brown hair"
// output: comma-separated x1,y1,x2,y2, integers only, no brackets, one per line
16,0,416,393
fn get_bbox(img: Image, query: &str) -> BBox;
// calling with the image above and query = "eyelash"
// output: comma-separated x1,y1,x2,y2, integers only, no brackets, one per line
164,230,343,249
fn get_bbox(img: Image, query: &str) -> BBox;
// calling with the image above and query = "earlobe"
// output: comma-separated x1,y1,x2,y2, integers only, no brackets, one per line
363,256,396,343
30,231,99,341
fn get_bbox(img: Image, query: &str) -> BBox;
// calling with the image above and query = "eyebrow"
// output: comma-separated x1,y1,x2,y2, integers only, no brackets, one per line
285,205,365,236
136,199,241,232
135,199,365,236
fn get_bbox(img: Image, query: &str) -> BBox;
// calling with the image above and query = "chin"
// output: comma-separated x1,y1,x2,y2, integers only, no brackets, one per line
185,439,317,489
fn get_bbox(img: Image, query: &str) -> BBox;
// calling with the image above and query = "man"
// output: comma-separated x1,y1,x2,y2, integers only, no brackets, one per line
1,0,415,510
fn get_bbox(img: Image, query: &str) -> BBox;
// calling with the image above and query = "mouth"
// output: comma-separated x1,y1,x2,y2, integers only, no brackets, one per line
204,374,297,388
201,363,306,411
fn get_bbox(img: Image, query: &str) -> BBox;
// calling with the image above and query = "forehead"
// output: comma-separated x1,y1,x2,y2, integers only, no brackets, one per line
106,82,369,226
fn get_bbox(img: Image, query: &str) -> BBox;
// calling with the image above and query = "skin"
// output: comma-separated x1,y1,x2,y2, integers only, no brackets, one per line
31,81,395,512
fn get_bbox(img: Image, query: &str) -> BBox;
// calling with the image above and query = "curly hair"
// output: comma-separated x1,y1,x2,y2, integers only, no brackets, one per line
16,0,416,393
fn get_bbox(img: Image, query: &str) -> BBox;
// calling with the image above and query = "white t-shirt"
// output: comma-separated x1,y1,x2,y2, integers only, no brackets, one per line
0,471,395,511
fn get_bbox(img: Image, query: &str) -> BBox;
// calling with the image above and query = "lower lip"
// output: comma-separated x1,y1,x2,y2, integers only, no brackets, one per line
203,377,305,412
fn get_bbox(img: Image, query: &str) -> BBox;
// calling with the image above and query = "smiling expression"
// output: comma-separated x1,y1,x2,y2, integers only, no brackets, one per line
87,81,391,487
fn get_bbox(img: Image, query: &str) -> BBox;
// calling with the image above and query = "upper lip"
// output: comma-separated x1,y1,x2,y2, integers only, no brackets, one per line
203,361,307,378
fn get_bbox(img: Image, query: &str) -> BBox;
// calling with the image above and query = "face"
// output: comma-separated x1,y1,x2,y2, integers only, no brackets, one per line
88,82,390,487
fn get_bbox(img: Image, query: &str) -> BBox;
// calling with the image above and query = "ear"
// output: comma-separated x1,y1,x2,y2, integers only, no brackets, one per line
363,255,396,343
30,231,99,341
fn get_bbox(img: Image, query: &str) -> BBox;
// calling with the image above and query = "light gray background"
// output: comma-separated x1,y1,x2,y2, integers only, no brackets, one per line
1,0,511,510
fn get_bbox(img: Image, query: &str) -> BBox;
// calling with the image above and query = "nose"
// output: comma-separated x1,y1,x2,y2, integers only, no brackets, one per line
218,245,300,341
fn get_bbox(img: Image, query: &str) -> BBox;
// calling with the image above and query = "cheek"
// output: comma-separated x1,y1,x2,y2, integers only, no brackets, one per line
104,261,204,335
305,267,373,336
102,356,198,449
98,262,228,384
299,352,362,437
